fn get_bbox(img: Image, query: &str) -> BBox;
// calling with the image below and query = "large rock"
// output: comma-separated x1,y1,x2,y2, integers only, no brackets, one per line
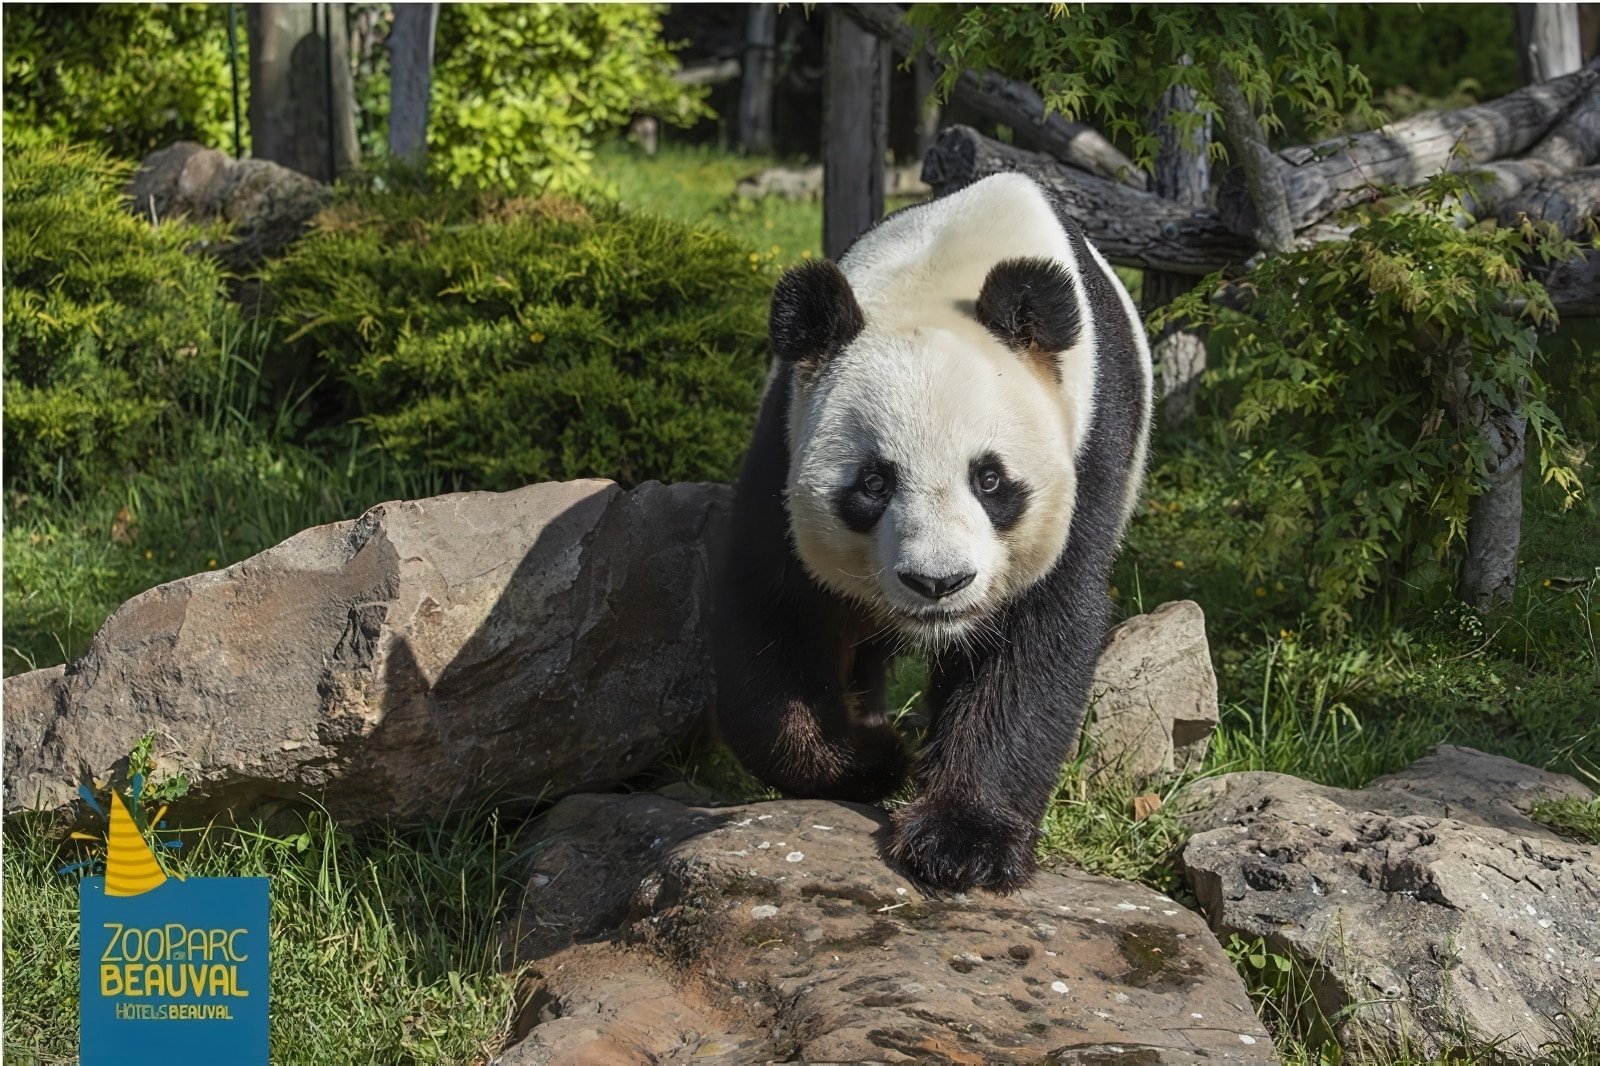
1179,746,1599,1060
496,794,1275,1064
1084,599,1218,782
127,141,330,269
3,480,727,823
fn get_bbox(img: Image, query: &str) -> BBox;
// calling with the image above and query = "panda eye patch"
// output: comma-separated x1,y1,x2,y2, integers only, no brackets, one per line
971,453,1028,530
835,460,896,533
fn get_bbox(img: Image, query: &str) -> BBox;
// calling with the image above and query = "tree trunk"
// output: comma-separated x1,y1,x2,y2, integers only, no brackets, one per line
247,3,359,182
823,11,888,260
912,53,941,164
1143,72,1212,426
1459,9,1583,609
1212,64,1293,253
738,5,778,155
388,3,438,165
1516,4,1584,84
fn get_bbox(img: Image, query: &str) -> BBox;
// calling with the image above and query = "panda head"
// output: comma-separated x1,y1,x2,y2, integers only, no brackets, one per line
774,256,1084,649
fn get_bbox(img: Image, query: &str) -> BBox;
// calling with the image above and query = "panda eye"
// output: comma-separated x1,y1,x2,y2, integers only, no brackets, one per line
860,471,888,498
975,466,1003,494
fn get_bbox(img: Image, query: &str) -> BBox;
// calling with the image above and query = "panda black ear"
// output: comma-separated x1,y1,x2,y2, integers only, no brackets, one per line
769,260,865,368
975,257,1081,377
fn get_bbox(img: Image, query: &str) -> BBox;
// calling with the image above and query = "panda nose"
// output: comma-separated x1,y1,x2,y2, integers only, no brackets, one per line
898,570,976,600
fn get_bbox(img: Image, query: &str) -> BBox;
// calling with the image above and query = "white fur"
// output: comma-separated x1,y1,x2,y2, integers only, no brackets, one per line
783,174,1146,648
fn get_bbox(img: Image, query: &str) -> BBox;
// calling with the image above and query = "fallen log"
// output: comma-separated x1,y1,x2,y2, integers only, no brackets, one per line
1499,164,1600,236
838,2,1143,189
1218,68,1598,237
1463,76,1600,217
922,125,1254,274
929,124,1598,315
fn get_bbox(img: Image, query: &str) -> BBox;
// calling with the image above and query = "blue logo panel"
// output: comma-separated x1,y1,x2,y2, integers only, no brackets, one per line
79,877,269,1065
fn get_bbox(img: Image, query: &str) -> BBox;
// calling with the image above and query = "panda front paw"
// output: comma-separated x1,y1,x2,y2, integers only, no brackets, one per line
888,795,1037,894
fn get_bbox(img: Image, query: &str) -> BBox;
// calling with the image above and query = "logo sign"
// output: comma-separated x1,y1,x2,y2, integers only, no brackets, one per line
77,793,268,1065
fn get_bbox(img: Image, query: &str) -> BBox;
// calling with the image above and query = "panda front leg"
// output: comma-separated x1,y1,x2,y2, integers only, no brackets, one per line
714,593,910,803
889,565,1111,893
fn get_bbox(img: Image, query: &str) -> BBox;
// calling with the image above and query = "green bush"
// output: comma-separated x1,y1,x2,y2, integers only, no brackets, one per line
1162,179,1585,630
3,4,241,159
355,4,708,194
2,143,240,494
262,188,769,489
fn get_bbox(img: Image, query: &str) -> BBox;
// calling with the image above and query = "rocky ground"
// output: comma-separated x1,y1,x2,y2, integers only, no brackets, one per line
5,478,1595,1063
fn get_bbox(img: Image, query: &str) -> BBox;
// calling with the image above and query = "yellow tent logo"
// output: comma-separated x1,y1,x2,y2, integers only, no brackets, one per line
102,791,169,897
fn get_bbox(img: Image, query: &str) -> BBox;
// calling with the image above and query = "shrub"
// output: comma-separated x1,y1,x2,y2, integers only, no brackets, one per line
1162,179,1585,630
2,143,240,494
354,4,708,193
2,4,241,159
262,188,770,489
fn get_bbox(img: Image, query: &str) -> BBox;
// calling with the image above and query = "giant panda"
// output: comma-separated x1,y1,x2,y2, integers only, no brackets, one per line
711,172,1153,893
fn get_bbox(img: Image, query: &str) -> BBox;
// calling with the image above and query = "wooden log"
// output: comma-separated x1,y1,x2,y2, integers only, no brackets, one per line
924,125,1254,275
1218,68,1599,237
1517,3,1584,84
1463,76,1600,216
1540,248,1600,315
1499,164,1600,236
388,3,439,165
824,11,888,260
837,2,1143,188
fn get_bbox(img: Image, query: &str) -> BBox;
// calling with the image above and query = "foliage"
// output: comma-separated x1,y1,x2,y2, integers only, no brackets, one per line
1531,796,1600,845
1157,180,1586,629
1330,3,1519,107
261,187,770,490
909,4,1377,169
2,3,242,159
355,4,708,193
2,143,241,495
3,806,529,1064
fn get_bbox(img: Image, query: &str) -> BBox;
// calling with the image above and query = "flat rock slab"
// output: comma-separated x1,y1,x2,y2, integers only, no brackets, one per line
4,480,727,823
498,795,1274,1064
1180,746,1598,1060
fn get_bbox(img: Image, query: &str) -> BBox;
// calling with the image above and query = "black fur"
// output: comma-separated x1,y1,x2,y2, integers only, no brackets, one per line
711,361,909,804
974,257,1082,375
970,453,1028,531
769,259,865,367
713,186,1150,894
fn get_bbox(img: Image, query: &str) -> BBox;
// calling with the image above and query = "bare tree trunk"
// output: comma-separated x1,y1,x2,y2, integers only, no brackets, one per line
247,3,358,182
1212,65,1293,253
388,3,438,165
738,5,778,155
1458,11,1580,609
823,11,887,260
1143,71,1212,426
1517,4,1585,84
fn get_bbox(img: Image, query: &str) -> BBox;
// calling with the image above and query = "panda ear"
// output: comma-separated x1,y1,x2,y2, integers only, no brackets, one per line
770,260,865,369
975,257,1081,377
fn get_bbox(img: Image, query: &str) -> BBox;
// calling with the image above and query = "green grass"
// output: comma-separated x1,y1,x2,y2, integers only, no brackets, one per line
2,807,531,1065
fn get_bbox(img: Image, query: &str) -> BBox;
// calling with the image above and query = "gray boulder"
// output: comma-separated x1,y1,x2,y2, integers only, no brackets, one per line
1084,599,1218,782
496,794,1275,1064
3,480,727,823
1180,746,1599,1060
127,141,330,269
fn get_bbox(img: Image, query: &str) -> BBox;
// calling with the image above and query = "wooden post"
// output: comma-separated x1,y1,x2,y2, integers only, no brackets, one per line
738,4,778,155
247,3,358,182
388,3,439,165
823,10,888,261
